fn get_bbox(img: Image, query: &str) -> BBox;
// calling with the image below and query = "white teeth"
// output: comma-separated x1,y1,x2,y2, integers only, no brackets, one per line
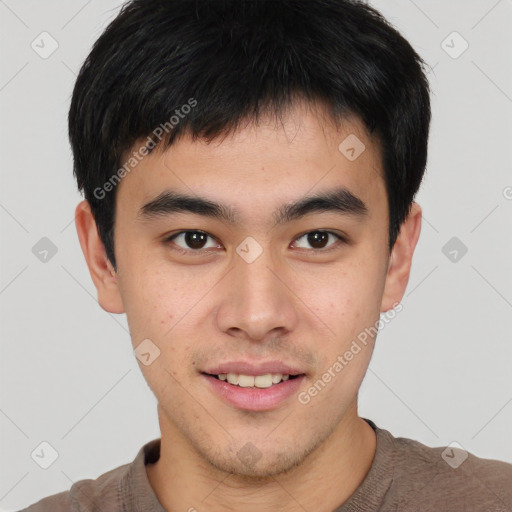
217,373,292,388
238,375,255,387
254,374,273,388
226,373,239,385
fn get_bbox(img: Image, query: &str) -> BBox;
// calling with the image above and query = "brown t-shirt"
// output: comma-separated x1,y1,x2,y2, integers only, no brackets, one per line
19,419,512,511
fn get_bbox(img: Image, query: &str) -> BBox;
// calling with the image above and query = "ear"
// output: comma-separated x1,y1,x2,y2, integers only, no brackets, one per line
75,200,125,314
380,202,422,312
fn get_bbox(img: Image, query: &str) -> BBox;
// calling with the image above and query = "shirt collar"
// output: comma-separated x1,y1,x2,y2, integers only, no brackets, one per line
333,418,396,511
119,437,167,512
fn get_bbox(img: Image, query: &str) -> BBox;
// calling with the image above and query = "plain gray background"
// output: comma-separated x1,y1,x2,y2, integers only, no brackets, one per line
1,0,511,510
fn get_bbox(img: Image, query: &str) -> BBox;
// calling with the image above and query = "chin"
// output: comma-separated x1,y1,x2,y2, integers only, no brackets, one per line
200,436,322,480
207,452,300,480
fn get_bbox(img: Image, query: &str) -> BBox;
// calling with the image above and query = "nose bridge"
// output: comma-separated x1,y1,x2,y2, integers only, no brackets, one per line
239,249,280,303
216,239,299,341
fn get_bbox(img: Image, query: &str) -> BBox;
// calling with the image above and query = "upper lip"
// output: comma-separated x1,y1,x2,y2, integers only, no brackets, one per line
202,361,305,376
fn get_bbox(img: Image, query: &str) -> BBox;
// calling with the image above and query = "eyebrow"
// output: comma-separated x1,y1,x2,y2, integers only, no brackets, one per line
137,186,368,227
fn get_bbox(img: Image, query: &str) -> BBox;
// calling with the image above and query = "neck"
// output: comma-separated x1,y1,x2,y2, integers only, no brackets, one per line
146,403,377,512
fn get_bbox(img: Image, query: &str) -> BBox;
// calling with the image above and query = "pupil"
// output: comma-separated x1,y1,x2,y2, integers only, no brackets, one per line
308,231,328,249
186,231,207,249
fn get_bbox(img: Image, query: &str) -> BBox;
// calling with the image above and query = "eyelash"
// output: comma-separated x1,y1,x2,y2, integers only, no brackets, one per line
163,230,348,255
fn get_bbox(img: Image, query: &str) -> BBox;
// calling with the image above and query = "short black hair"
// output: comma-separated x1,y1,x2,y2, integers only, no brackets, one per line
69,0,431,270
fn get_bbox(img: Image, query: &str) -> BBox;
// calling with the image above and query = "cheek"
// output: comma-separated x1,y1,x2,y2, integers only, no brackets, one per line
117,258,178,342
300,250,385,376
123,286,182,346
317,259,383,327
118,260,213,367
120,272,193,394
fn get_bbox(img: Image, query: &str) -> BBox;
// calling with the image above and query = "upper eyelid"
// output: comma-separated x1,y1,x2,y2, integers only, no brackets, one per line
168,230,220,243
292,231,345,249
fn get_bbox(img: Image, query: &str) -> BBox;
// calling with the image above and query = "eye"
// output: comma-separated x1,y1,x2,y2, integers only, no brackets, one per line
165,230,220,253
164,229,347,255
292,230,345,251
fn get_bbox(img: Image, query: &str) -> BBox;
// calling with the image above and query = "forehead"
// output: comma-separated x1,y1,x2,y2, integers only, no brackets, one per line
116,101,386,224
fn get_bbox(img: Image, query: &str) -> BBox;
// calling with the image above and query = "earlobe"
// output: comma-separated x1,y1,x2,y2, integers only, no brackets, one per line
380,202,422,313
75,200,125,314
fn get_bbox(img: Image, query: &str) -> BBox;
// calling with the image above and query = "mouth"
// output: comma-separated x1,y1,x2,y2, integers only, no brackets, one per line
202,372,303,389
200,371,306,411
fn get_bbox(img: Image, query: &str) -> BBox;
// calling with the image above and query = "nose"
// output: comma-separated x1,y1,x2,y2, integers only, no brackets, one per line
215,244,300,344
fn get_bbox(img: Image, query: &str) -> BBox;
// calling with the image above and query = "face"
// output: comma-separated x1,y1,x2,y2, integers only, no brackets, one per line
78,100,415,478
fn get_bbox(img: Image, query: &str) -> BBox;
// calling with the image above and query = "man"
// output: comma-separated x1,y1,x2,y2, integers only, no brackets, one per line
22,0,512,511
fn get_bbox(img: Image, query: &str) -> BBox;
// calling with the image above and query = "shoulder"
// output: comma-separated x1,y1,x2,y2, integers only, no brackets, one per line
18,461,131,512
386,429,512,511
18,489,72,512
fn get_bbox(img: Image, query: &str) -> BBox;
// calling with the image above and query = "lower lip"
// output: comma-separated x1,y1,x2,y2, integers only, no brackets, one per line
202,374,305,411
